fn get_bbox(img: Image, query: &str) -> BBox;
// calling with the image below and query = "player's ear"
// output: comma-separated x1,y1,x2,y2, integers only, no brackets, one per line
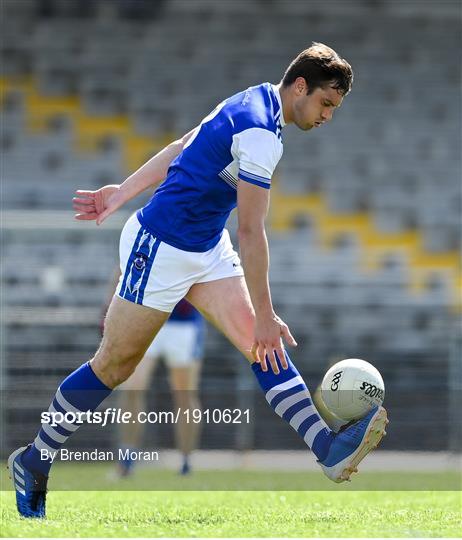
295,77,307,95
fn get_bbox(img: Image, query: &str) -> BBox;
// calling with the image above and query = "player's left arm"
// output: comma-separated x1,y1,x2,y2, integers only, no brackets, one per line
237,181,297,374
236,126,296,373
73,128,196,225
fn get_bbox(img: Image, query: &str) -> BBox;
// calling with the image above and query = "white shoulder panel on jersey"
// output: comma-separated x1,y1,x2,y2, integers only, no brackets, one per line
232,127,283,188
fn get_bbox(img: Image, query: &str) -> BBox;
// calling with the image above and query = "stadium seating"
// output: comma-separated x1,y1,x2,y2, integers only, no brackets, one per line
2,0,460,452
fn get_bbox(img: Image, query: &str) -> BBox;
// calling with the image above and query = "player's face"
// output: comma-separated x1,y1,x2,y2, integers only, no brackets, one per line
292,82,343,131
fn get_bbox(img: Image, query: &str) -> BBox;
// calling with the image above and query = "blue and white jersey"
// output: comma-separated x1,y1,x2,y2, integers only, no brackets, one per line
137,82,285,252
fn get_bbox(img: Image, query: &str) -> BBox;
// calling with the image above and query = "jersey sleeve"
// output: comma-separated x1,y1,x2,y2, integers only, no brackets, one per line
233,128,283,189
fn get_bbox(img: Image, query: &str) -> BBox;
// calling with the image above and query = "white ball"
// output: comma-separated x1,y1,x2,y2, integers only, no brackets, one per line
321,358,385,421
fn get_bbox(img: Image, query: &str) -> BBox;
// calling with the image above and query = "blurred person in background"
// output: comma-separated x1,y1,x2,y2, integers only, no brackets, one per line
10,42,389,519
114,296,205,477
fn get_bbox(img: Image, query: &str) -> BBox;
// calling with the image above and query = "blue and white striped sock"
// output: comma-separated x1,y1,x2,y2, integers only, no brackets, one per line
251,353,333,461
22,362,112,475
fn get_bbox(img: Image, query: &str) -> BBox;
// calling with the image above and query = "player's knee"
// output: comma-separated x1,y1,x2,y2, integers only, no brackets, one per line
95,361,138,388
91,346,142,388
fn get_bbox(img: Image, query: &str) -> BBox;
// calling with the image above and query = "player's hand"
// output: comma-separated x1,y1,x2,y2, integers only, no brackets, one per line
251,313,297,374
73,184,125,225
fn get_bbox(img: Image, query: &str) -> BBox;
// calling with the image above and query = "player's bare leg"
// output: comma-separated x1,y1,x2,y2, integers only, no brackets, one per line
169,363,202,474
91,296,168,388
187,277,255,362
186,277,388,483
9,295,169,517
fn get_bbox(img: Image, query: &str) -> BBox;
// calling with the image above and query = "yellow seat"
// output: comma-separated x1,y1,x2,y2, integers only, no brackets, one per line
360,230,422,271
0,76,34,108
25,91,80,133
123,133,175,173
270,181,324,231
74,115,131,153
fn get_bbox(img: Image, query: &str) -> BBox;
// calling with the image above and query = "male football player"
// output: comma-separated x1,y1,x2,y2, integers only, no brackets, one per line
9,43,388,518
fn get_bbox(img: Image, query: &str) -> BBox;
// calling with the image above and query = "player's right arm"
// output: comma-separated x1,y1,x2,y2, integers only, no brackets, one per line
73,128,196,225
237,180,297,374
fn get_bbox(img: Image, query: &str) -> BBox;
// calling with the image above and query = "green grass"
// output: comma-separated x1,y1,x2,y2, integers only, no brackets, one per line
1,467,461,537
2,463,460,491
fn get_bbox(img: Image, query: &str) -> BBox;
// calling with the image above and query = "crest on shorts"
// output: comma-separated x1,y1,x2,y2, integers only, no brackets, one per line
134,254,146,270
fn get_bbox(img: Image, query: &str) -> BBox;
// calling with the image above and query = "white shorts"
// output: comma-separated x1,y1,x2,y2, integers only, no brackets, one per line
120,321,204,390
145,321,204,365
117,213,244,312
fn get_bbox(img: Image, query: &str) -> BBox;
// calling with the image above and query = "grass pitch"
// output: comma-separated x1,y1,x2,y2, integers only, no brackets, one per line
1,467,461,537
